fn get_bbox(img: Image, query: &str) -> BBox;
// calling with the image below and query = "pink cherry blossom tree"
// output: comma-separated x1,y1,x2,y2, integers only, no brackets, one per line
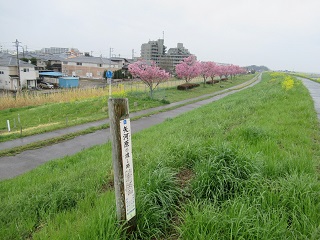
221,65,231,80
175,55,201,83
208,62,218,81
229,65,245,79
215,65,225,82
229,65,236,79
128,61,170,99
200,61,217,86
230,65,239,79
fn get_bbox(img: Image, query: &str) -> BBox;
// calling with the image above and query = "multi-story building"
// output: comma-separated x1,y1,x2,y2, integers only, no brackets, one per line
141,39,165,65
41,47,69,54
166,43,191,66
61,56,123,79
39,47,82,57
140,39,192,73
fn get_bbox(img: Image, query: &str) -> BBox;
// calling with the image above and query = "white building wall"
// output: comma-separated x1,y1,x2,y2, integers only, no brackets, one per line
0,66,17,90
19,67,38,88
0,66,8,90
82,62,97,67
0,64,38,90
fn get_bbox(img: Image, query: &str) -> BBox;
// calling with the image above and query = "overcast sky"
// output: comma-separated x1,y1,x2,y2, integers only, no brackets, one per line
1,0,319,73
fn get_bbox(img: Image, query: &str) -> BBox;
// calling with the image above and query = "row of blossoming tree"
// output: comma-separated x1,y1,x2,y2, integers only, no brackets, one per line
176,56,246,86
128,55,246,98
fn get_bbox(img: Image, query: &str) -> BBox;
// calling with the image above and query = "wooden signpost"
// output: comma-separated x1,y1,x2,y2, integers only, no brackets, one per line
108,98,136,232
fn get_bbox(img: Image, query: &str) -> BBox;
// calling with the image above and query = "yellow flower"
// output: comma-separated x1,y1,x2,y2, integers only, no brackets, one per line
282,76,294,90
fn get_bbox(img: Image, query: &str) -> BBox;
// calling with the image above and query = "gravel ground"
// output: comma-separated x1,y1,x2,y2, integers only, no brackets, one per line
79,78,108,88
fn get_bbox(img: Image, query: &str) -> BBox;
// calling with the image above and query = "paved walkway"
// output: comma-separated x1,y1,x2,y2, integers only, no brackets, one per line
298,77,320,120
5,74,319,180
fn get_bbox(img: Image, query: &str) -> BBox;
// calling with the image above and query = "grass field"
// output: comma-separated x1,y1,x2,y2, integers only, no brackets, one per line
0,72,319,239
0,74,255,142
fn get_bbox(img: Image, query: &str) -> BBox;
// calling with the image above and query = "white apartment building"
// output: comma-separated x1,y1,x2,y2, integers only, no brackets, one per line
166,43,191,66
140,39,192,72
141,39,165,64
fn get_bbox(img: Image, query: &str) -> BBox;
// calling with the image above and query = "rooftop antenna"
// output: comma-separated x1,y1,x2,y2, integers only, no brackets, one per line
163,31,164,40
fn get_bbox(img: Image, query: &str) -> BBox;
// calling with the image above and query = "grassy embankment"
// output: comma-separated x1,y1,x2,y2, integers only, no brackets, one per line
0,74,255,143
0,72,319,239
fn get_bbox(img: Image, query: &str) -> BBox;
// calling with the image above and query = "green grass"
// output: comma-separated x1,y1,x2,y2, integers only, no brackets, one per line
0,74,256,142
0,72,319,239
0,95,163,142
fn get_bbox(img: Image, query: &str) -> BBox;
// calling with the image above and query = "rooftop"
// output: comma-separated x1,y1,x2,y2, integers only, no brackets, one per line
0,53,35,67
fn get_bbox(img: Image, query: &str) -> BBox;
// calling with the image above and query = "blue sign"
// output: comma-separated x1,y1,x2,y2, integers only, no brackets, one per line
106,70,113,78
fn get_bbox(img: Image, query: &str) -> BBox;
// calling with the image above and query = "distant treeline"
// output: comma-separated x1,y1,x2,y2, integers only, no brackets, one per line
245,65,269,73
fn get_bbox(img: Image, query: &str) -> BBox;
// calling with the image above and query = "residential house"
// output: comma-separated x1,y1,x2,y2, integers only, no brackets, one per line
42,55,63,72
22,52,63,72
0,53,39,91
61,56,122,79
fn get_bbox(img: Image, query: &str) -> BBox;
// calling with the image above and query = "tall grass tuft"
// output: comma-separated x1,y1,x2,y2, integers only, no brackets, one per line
191,144,259,202
134,165,181,239
179,173,320,240
32,192,124,240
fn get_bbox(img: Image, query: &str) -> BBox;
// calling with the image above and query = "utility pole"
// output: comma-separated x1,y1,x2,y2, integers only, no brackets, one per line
109,47,113,63
13,39,21,91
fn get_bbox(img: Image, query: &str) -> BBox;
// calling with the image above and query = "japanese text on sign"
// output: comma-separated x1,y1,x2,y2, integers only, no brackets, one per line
120,119,136,221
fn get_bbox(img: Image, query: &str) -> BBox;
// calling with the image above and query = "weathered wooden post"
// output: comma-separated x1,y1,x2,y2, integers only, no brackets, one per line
108,98,137,233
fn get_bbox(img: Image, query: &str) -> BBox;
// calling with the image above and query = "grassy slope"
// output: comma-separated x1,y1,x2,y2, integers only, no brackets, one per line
0,73,319,239
0,74,255,142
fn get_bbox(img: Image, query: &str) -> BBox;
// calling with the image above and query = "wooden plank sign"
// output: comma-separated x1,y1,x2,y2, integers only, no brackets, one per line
119,118,136,221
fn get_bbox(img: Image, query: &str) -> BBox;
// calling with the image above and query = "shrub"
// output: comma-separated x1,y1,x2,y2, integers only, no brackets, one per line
160,98,170,104
206,80,219,84
177,83,200,90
